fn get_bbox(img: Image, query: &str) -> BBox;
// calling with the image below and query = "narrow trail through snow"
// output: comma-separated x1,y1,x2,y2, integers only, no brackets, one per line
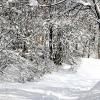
0,58,100,100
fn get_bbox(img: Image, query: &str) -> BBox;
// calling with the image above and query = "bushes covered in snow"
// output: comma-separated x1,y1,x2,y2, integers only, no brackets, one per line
0,50,56,82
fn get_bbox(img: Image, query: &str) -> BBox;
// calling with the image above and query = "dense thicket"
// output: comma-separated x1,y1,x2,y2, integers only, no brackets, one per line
0,0,99,82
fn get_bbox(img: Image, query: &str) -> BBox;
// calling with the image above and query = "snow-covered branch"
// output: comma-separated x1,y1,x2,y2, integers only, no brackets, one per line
38,0,66,7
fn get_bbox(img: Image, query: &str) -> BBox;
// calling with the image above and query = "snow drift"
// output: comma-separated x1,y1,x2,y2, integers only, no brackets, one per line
0,58,100,100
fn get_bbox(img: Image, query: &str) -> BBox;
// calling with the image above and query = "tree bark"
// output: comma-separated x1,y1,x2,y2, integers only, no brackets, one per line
49,25,53,60
92,0,100,58
53,29,63,65
97,24,100,58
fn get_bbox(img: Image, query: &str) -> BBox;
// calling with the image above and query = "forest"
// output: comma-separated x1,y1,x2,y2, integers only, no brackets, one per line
0,0,100,82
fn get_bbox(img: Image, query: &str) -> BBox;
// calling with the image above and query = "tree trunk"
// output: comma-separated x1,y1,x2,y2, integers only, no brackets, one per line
93,0,100,58
98,24,100,58
75,43,78,50
47,0,63,65
54,42,62,65
48,1,53,60
87,42,90,58
49,25,53,60
22,41,28,53
53,30,62,65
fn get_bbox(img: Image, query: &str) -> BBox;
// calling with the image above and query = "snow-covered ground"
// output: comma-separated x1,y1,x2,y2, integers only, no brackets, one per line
0,58,100,100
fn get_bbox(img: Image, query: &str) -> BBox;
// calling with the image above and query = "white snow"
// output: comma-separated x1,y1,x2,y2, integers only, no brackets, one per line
76,0,91,6
78,58,100,79
8,0,38,6
29,0,38,6
0,58,100,100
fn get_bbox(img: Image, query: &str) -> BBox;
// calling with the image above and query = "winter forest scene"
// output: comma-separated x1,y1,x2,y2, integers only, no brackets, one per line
1,0,100,100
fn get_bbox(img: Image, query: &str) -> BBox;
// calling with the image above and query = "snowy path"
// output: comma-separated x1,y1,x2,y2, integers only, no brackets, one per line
0,58,100,100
